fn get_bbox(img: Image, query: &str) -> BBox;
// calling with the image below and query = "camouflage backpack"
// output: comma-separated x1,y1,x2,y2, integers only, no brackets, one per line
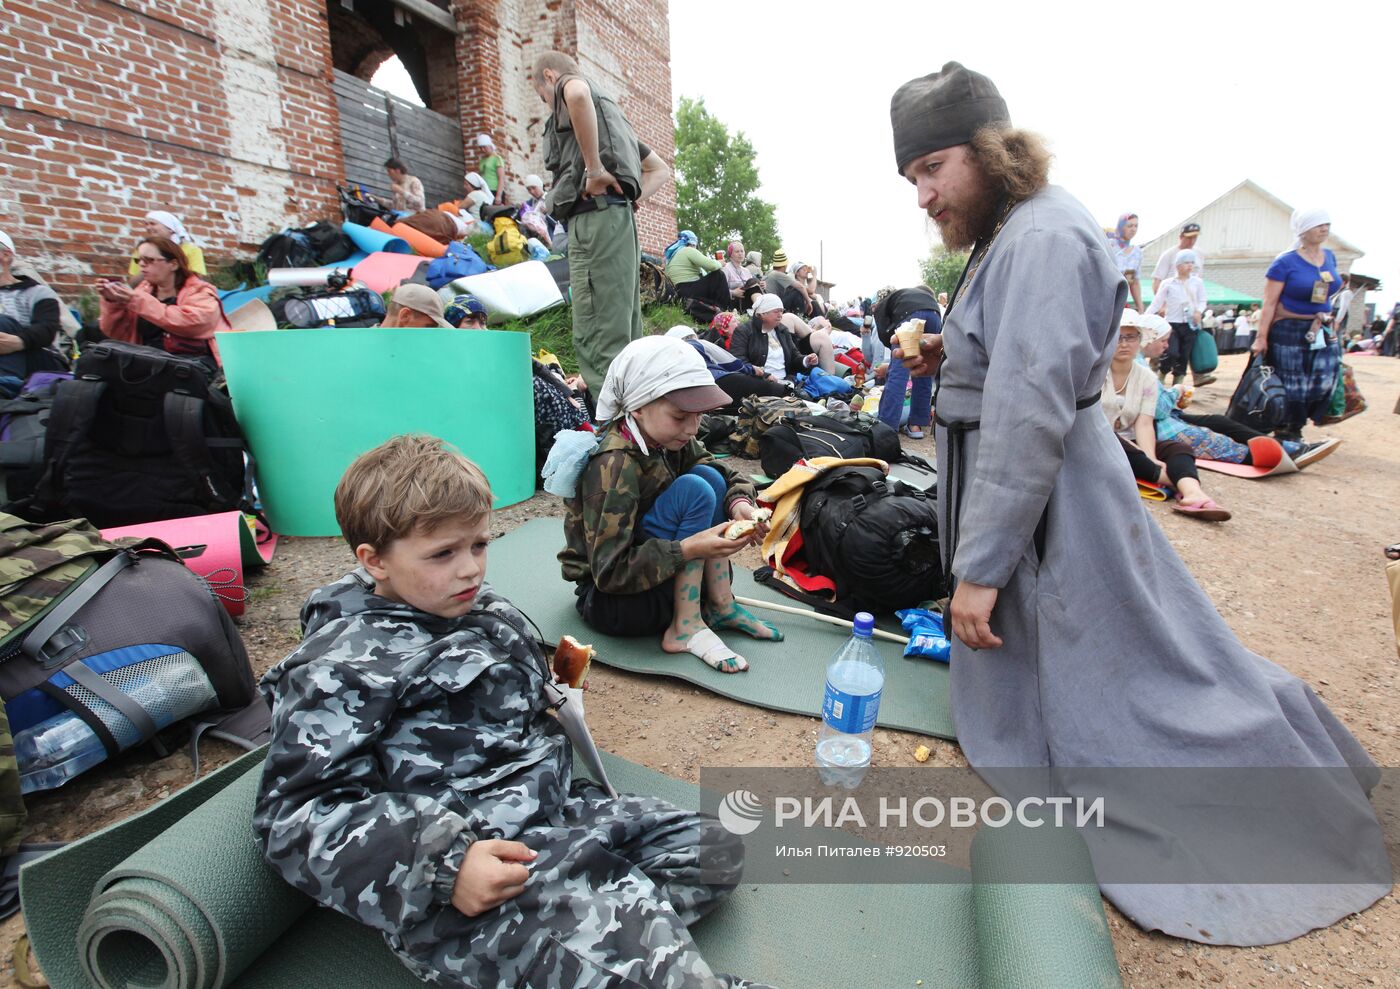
0,513,261,795
730,394,810,459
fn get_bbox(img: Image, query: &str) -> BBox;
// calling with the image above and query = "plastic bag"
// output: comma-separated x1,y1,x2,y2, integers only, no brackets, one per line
896,607,951,662
541,428,600,498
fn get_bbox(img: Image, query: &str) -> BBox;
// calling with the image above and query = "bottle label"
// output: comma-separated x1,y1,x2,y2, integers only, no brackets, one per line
822,680,882,734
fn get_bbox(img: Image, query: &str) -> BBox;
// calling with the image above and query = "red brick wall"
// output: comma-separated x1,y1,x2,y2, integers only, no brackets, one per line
1,0,673,299
0,0,341,297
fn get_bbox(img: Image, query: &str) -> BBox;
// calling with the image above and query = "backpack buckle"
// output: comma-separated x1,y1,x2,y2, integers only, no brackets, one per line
851,494,867,512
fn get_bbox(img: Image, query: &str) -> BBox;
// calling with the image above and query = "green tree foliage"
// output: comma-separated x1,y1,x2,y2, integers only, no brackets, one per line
673,97,780,262
920,247,969,299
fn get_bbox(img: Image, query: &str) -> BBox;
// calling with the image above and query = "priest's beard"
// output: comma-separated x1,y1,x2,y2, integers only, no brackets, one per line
927,166,1000,252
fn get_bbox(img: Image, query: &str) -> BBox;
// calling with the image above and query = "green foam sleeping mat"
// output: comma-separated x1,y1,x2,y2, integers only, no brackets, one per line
216,327,535,537
21,749,1122,988
488,517,956,740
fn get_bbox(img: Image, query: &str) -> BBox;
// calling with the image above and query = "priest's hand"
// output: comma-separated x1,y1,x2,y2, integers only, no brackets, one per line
950,580,1003,650
894,334,944,377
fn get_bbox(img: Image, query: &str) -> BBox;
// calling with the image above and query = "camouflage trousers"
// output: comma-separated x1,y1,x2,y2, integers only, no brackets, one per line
393,781,775,988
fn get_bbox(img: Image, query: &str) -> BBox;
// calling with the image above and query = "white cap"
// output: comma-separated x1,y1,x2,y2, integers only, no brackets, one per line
0,230,12,253
525,174,543,189
475,133,495,148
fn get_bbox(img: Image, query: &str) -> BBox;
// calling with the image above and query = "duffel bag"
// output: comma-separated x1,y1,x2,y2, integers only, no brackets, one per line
0,514,262,794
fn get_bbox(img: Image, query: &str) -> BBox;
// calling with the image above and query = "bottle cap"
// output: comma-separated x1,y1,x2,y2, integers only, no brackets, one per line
853,612,875,637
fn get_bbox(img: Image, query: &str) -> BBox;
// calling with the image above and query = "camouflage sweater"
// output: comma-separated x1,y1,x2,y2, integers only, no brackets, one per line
252,571,568,938
559,421,756,594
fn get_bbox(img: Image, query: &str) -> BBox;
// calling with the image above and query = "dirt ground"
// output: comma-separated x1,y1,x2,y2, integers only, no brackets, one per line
3,351,1397,988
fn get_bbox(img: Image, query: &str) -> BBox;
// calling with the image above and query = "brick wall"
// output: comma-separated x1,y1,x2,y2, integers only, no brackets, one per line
0,0,341,297
2,0,674,298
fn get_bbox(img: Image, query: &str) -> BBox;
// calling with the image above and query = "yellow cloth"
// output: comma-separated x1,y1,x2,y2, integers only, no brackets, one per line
128,242,206,277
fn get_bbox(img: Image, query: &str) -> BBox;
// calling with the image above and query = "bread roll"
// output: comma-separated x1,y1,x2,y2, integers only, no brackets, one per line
552,635,595,688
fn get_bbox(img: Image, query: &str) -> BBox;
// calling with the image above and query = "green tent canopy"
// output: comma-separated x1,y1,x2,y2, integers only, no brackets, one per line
1139,278,1260,308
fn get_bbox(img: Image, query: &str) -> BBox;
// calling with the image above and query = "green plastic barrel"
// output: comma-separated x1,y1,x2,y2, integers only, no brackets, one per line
216,328,535,536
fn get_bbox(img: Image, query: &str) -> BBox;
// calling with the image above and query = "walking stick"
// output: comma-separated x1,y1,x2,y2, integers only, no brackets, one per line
734,596,910,644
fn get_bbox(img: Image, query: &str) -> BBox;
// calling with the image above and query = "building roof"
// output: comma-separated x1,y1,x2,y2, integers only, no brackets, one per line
1141,277,1261,308
1142,179,1364,258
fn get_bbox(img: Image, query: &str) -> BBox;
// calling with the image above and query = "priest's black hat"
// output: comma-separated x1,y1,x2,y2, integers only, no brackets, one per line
890,62,1010,175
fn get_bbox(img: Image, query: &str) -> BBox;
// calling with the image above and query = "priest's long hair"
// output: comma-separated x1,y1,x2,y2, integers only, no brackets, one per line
968,125,1053,202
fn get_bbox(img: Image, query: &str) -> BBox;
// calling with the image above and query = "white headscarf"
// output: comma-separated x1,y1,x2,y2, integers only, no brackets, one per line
596,336,716,454
464,171,487,192
664,325,697,340
0,230,13,254
146,210,198,246
1290,207,1330,248
749,293,783,317
1136,313,1172,348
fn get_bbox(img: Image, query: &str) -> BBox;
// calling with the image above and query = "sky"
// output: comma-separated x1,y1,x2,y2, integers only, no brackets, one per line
665,0,1400,313
374,1,1399,314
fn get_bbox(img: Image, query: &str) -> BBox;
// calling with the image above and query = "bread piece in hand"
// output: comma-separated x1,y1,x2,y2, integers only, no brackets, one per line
552,635,595,688
724,519,757,540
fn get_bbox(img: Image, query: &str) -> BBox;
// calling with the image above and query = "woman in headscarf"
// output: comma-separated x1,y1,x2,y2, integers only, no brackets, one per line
558,336,779,673
128,210,206,281
726,293,816,385
720,240,761,311
1251,208,1343,442
663,230,733,315
665,324,790,413
1107,212,1143,312
99,236,229,368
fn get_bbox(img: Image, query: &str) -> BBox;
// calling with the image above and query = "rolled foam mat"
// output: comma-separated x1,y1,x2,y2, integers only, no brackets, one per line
102,511,276,618
215,327,535,536
488,517,956,739
341,252,426,294
388,222,448,258
22,749,1122,988
340,221,411,256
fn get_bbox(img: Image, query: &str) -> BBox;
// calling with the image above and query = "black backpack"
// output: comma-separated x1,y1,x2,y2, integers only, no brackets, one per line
760,409,907,478
0,374,71,504
796,465,944,615
13,342,248,527
301,221,358,265
255,230,317,270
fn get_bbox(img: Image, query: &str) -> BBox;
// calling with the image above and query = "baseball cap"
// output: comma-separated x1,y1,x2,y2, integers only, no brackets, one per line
666,382,732,413
1180,223,1201,236
390,284,454,328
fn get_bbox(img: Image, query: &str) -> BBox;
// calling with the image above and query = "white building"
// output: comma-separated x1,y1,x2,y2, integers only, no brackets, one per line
1140,180,1373,330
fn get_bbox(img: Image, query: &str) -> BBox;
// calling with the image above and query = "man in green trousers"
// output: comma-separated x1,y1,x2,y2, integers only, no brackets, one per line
533,50,670,394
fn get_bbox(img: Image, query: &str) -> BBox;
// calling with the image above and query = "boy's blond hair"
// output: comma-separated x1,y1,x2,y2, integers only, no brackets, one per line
335,434,492,551
531,50,579,83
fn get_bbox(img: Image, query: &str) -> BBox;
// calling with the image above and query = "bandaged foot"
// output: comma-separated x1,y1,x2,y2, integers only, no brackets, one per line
664,627,749,674
704,601,783,642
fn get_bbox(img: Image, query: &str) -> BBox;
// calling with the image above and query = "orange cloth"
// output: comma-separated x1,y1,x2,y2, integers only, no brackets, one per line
389,221,448,258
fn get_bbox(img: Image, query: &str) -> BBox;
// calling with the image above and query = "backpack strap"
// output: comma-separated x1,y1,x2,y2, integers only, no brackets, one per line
29,378,105,512
187,696,272,777
21,551,133,667
163,391,238,505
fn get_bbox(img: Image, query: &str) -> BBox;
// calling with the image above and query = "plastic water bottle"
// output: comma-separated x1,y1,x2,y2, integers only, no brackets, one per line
13,655,216,793
815,612,884,789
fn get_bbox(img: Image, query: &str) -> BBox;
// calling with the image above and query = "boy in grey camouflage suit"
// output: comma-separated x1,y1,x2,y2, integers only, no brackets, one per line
253,435,771,988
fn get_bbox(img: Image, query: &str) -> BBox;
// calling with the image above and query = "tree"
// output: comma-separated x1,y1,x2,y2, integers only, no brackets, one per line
673,97,780,262
920,247,969,299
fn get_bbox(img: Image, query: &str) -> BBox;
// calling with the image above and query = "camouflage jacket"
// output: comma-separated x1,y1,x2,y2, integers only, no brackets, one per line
559,420,755,594
252,571,568,937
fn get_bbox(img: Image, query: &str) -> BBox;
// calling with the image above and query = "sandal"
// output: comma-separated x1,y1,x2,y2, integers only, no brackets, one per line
1172,498,1231,522
672,628,748,674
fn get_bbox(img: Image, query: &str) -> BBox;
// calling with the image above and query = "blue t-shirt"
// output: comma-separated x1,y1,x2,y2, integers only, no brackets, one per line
1266,248,1340,316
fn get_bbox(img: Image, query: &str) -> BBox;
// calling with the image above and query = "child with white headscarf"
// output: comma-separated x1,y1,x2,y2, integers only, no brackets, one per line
128,210,206,278
558,336,781,673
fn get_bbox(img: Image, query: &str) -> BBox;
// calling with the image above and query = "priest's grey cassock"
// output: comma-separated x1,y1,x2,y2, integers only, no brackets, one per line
892,63,1390,946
